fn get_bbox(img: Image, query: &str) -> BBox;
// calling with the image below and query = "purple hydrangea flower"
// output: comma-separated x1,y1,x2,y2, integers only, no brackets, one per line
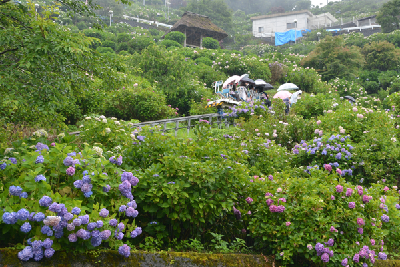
82,175,91,184
321,253,329,263
126,207,139,218
68,233,77,242
103,185,111,193
381,214,390,222
109,218,118,227
87,222,97,231
96,220,103,228
378,252,387,260
72,218,82,226
63,156,73,166
9,157,17,164
118,222,125,231
73,180,83,189
358,228,363,234
35,155,44,164
18,246,33,261
44,248,55,258
99,208,109,218
349,202,356,209
118,244,131,258
91,237,102,247
119,205,127,213
71,207,81,215
134,227,142,236
66,167,75,176
80,214,89,224
326,238,334,246
100,230,111,240
341,258,348,266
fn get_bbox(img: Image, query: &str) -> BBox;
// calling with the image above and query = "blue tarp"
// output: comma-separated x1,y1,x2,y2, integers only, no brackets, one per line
326,29,341,32
275,29,305,46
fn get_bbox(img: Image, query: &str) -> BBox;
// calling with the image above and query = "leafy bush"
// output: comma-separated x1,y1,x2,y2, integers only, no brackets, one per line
102,40,116,50
0,134,142,257
164,31,186,45
127,37,155,54
159,39,182,48
117,33,131,43
104,86,176,122
96,47,115,54
202,37,220,49
361,41,400,71
76,21,87,30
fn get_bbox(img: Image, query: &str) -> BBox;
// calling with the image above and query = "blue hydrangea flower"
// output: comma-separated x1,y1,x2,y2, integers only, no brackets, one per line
87,222,97,231
84,191,93,198
73,180,83,189
80,214,89,225
109,218,118,227
17,209,30,221
96,220,103,228
71,207,81,215
42,238,53,249
0,163,7,170
31,240,42,250
119,205,127,213
99,208,109,218
103,185,111,193
2,212,17,224
63,156,73,166
33,212,45,222
54,230,64,239
67,152,77,157
35,142,49,151
9,157,17,164
9,185,23,196
39,196,52,207
44,248,55,258
35,155,44,164
83,170,89,175
82,175,91,184
18,246,33,261
20,192,28,198
20,222,31,233
35,174,46,182
118,244,131,258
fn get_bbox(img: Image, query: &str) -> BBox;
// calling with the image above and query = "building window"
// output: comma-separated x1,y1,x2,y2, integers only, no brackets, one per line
287,22,296,29
258,27,264,33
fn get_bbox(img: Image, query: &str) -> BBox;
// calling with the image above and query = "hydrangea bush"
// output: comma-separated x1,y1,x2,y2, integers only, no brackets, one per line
0,134,142,260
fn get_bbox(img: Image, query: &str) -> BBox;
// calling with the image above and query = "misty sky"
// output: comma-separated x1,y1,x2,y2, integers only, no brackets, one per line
311,0,341,7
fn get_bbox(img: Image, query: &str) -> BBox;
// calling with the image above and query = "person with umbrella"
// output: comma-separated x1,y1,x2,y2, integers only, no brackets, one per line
262,92,271,108
344,96,356,105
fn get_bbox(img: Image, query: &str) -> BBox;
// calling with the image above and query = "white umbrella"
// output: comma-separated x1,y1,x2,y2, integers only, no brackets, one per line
277,83,299,92
223,75,240,89
290,90,302,105
255,79,267,86
234,74,249,84
273,91,292,100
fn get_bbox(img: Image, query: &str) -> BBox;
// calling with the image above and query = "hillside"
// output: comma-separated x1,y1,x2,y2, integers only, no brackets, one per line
311,0,390,20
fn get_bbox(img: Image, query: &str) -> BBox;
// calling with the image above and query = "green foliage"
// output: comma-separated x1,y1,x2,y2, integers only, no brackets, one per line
361,41,400,71
127,37,155,53
102,40,116,50
202,37,219,50
104,86,176,122
301,36,365,81
291,93,335,120
304,29,332,42
159,39,182,48
164,31,186,45
377,0,400,33
117,33,132,43
97,46,115,54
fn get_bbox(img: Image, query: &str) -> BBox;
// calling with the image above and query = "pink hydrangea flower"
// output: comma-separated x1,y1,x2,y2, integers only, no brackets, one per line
246,197,253,204
383,186,389,192
336,168,342,175
324,164,332,172
285,222,291,226
317,120,321,125
268,175,273,181
336,185,343,193
66,167,75,176
51,143,56,147
357,218,365,226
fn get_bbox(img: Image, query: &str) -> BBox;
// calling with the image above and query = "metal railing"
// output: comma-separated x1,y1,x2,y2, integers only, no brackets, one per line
69,113,234,137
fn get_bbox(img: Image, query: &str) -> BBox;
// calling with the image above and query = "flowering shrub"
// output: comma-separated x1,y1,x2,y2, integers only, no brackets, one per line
244,170,398,266
0,135,142,259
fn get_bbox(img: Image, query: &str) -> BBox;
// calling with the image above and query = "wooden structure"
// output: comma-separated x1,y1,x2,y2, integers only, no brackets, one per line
165,11,228,48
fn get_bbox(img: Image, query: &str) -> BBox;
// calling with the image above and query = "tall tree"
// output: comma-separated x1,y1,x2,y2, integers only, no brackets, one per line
376,0,400,33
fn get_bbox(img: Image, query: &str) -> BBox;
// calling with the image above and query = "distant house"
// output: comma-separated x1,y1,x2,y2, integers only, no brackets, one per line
250,10,338,37
164,11,228,48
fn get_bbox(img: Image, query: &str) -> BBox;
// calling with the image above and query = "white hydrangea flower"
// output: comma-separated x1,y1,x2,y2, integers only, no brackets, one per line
114,121,120,125
115,146,121,151
95,117,101,121
130,134,136,140
111,117,117,120
102,119,107,123
85,117,91,120
33,129,48,137
105,128,111,134
58,133,65,138
43,216,61,227
93,146,103,156
99,115,106,119
79,125,84,128
5,148,14,154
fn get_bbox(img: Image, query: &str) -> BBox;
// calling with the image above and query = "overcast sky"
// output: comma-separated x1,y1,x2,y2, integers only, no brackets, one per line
310,0,341,8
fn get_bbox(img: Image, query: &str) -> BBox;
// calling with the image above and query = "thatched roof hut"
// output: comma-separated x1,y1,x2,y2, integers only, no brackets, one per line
165,11,228,48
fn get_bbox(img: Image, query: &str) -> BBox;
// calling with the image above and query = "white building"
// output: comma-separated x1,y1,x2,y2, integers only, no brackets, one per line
251,10,338,38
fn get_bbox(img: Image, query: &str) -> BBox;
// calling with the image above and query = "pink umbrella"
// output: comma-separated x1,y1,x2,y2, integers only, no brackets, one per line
273,91,292,100
223,75,240,89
